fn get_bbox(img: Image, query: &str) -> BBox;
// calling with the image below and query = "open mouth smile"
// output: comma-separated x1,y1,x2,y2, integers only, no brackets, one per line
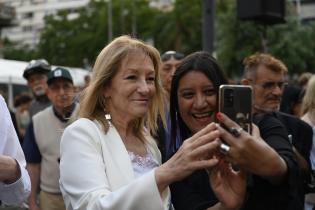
192,111,214,119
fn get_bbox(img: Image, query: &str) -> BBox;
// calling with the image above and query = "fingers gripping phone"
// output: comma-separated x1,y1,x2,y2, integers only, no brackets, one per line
219,85,252,134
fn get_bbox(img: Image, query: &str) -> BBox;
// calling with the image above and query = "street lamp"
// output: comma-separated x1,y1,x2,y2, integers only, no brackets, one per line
107,0,113,41
202,0,215,54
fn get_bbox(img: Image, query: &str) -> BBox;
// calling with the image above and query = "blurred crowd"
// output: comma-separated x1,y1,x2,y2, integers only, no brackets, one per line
1,35,315,210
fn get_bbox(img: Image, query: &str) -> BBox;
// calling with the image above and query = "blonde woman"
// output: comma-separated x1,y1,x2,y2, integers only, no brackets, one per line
301,75,315,210
59,36,246,210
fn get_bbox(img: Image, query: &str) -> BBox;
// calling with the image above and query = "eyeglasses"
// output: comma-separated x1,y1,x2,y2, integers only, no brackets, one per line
161,51,184,62
253,81,287,90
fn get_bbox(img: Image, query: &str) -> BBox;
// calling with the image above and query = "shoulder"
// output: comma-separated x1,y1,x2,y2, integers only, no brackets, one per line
61,118,102,150
32,106,52,121
276,111,313,134
253,112,289,139
253,112,284,128
65,118,101,135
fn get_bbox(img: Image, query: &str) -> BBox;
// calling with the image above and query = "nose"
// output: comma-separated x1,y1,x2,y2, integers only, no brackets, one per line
193,93,207,110
58,87,66,95
272,85,282,96
170,65,177,77
137,79,150,95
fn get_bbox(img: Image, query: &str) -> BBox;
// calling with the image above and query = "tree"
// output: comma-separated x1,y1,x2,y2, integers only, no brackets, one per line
37,0,160,67
1,38,37,61
215,0,315,77
152,0,202,54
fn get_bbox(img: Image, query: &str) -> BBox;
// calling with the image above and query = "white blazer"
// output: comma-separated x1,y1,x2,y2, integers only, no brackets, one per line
59,118,170,210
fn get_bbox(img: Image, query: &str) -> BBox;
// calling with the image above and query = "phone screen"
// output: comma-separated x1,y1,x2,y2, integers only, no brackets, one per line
219,85,252,134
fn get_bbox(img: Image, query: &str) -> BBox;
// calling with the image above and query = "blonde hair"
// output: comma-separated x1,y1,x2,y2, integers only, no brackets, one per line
79,35,166,140
243,53,288,79
302,75,315,117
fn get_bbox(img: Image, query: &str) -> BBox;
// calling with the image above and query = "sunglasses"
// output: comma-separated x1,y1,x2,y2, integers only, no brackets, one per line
252,81,287,90
161,51,184,62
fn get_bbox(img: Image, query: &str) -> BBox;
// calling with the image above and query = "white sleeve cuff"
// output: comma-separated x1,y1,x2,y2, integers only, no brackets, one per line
0,160,31,205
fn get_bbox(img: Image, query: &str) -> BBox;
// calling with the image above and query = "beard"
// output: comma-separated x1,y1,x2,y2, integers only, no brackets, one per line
33,87,46,97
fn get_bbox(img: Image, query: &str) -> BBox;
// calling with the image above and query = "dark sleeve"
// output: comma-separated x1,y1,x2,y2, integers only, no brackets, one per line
170,170,218,210
249,114,301,210
275,112,313,167
22,121,42,163
254,113,296,170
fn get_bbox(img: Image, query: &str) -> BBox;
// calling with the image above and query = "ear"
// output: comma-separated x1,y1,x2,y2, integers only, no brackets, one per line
103,86,111,98
241,78,250,86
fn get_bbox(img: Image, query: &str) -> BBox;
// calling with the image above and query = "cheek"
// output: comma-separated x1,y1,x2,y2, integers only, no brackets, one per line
149,84,156,96
207,95,217,107
178,98,192,117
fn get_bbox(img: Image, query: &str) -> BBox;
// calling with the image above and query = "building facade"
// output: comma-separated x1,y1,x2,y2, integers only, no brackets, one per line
1,0,89,47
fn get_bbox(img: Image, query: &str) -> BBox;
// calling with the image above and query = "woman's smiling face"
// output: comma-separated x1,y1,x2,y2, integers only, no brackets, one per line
177,70,217,134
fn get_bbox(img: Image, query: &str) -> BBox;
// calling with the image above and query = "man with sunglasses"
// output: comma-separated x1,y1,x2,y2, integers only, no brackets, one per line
155,51,185,162
241,53,313,210
160,51,185,94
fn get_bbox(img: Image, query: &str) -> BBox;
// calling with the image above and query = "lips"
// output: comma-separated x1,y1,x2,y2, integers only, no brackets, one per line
133,98,149,102
192,111,214,119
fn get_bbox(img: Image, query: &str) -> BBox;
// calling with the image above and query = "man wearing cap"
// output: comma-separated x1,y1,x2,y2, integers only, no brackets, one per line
23,59,52,118
22,67,78,210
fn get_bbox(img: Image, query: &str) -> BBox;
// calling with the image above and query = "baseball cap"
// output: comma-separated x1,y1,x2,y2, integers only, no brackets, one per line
23,59,51,80
47,67,73,85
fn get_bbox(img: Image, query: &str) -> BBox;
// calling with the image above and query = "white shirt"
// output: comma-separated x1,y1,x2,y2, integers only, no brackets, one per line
0,95,31,205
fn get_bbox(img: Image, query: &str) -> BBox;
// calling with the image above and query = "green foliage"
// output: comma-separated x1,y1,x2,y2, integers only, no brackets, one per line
35,0,160,67
2,38,37,61
153,0,202,54
215,1,315,77
2,0,315,76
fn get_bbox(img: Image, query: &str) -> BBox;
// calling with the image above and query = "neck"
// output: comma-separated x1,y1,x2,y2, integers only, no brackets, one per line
53,103,75,121
253,104,278,114
111,116,137,141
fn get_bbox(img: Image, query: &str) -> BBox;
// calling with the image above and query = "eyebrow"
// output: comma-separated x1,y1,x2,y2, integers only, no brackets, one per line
179,85,215,92
124,68,155,76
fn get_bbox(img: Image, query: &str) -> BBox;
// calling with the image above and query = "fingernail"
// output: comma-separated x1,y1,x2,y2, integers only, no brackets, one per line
216,112,222,120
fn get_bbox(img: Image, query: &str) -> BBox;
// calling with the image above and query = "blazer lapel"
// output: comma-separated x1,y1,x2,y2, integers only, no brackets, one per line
102,124,135,189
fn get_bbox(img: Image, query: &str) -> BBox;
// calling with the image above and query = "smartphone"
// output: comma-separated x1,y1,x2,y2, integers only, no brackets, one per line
218,85,252,134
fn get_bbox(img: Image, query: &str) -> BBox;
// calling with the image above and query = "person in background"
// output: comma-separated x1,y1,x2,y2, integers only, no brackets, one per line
156,51,185,161
280,85,304,117
298,72,313,90
0,94,31,205
301,75,315,210
169,51,298,210
241,53,312,210
59,36,246,210
160,51,184,94
14,93,33,141
83,74,91,89
23,59,51,118
23,67,78,210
